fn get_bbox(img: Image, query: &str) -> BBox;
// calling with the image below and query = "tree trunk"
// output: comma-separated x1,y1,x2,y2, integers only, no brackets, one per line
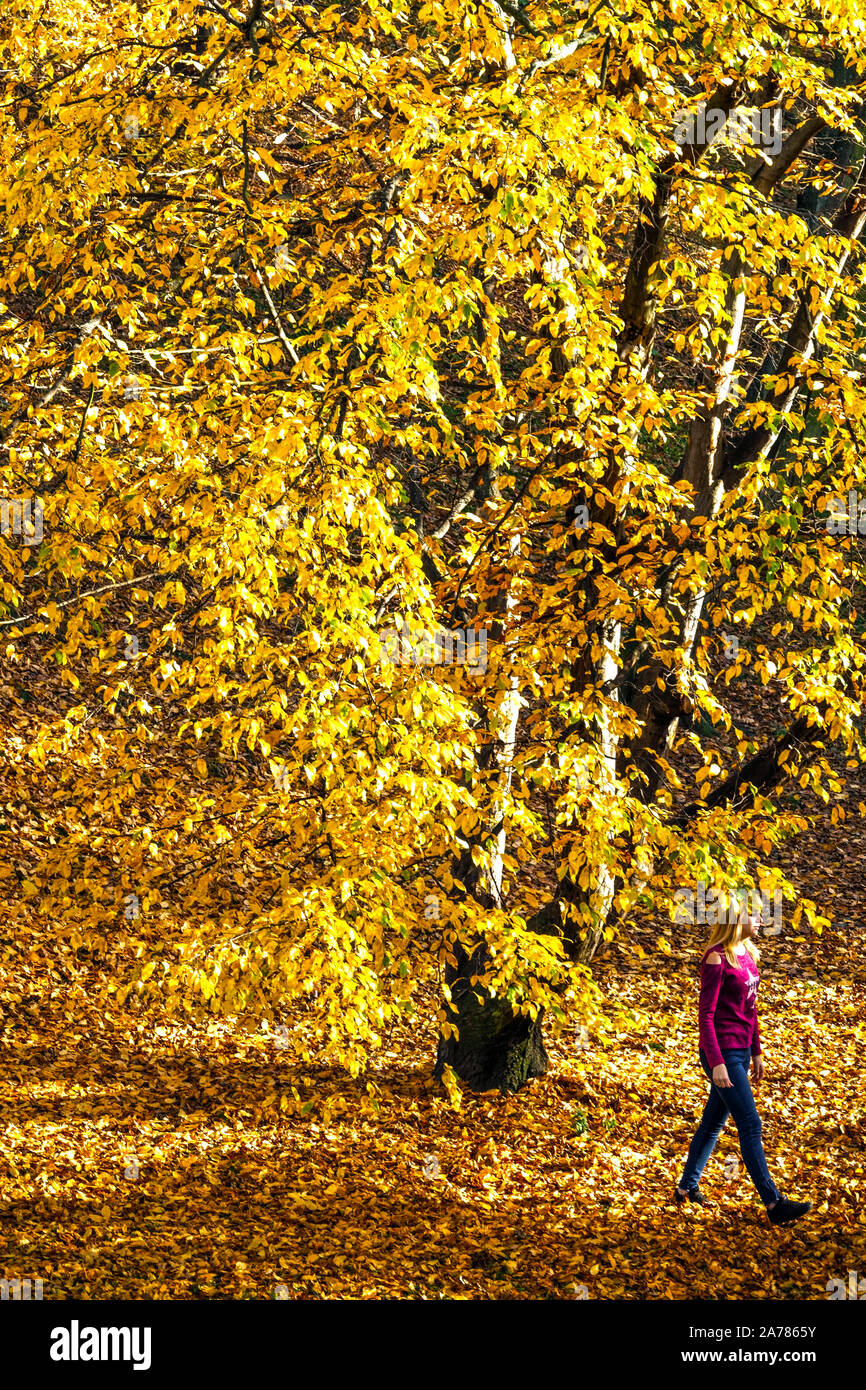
434,475,532,1087
434,942,549,1093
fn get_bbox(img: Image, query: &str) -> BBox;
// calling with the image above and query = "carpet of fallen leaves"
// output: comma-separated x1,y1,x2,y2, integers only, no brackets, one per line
1,895,863,1300
2,621,865,1300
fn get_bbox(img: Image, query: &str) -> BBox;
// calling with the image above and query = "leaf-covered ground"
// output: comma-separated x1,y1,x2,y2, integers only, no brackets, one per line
2,611,864,1300
1,895,863,1300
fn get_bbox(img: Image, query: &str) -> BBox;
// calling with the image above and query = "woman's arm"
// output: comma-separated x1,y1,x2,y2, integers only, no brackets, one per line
751,1012,765,1080
698,953,726,1071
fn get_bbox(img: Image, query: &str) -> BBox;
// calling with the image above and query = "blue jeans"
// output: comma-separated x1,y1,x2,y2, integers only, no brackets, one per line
679,1047,781,1206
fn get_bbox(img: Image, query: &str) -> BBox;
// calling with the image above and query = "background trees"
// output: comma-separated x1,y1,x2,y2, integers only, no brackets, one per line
2,0,865,1092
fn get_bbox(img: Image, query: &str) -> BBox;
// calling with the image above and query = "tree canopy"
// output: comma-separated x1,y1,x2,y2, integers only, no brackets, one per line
2,0,866,1090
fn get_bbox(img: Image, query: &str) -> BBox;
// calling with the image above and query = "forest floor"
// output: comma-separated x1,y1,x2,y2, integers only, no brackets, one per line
1,877,863,1300
2,612,865,1299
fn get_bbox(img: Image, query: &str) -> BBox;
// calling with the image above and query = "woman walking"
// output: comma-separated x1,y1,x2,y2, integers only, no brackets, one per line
675,910,811,1223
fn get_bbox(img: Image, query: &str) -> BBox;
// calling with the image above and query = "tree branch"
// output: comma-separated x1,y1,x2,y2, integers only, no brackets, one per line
673,714,818,827
0,572,160,629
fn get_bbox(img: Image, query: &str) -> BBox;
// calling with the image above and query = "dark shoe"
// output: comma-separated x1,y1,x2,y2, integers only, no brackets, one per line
767,1195,812,1225
675,1186,709,1206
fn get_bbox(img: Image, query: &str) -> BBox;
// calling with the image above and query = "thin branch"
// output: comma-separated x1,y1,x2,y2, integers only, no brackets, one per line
0,572,160,629
241,120,252,213
71,382,95,464
200,0,247,32
490,0,541,38
0,317,103,448
248,250,301,365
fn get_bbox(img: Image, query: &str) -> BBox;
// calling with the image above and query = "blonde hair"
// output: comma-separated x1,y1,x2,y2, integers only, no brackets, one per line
706,914,760,968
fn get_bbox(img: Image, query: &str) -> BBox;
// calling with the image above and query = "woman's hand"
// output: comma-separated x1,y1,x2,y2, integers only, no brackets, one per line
752,1054,765,1083
712,1064,732,1088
